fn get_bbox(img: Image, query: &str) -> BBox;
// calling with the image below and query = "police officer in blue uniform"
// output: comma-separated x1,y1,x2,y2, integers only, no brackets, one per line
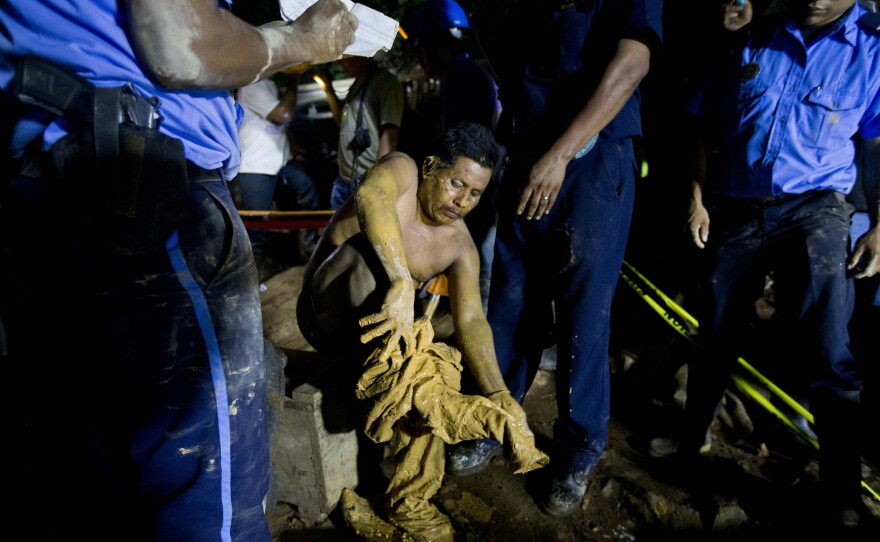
652,0,879,530
446,0,663,518
0,1,356,539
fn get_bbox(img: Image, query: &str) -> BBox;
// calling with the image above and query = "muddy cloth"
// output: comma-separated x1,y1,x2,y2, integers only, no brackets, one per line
356,320,548,473
353,319,548,541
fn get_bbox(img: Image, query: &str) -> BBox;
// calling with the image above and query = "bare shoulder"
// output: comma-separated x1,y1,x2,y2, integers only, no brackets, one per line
446,223,481,270
375,151,420,197
377,151,417,173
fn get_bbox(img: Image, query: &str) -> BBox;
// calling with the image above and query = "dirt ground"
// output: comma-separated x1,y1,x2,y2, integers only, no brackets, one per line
259,258,880,541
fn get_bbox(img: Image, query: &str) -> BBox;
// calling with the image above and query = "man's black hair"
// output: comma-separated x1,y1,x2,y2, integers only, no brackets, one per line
436,121,500,172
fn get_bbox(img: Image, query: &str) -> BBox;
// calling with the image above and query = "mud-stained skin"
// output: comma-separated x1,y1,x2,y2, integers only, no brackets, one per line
131,0,206,84
128,0,357,89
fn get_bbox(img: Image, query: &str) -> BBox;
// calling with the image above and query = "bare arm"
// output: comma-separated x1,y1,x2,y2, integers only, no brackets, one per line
446,247,507,394
266,75,299,125
377,124,399,159
689,124,711,249
126,0,357,90
319,75,344,125
519,38,652,219
447,249,537,426
354,153,420,360
849,136,880,278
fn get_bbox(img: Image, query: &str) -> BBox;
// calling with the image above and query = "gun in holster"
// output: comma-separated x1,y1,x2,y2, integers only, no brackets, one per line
12,55,191,253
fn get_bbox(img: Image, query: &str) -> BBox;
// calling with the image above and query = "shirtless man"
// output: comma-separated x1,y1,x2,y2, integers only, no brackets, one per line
299,121,510,399
297,122,546,539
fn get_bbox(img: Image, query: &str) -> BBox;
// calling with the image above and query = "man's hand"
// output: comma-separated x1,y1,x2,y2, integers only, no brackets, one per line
358,278,416,361
688,198,710,249
488,390,550,474
285,0,358,66
487,390,531,433
723,0,753,32
848,225,880,279
517,150,567,220
688,178,710,249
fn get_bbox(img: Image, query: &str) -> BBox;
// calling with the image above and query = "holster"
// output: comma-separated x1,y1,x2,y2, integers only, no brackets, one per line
13,56,190,254
50,123,190,253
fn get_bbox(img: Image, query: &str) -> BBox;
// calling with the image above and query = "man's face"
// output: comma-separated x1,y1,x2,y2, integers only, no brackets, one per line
420,156,492,225
791,0,856,31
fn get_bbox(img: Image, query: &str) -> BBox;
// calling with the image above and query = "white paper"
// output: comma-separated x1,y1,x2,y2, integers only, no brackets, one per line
279,0,399,57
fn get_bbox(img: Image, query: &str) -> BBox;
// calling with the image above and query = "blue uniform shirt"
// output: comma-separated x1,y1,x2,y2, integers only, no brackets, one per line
0,0,244,179
690,3,880,198
497,0,663,157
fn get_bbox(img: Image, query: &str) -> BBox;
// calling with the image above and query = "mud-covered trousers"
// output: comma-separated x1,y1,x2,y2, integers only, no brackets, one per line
1,158,271,541
487,138,637,476
681,190,862,451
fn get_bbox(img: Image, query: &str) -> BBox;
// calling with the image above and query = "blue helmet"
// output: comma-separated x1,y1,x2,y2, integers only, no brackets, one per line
415,0,471,36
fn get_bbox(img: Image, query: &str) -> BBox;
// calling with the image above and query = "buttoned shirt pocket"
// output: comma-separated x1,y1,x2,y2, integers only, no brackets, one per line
801,88,864,151
726,76,771,138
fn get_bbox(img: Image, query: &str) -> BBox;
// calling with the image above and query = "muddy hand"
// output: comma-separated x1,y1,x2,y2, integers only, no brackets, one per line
278,0,358,67
488,390,550,474
358,279,415,361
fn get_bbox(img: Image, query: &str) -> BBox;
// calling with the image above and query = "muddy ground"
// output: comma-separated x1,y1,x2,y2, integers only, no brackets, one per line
258,259,880,542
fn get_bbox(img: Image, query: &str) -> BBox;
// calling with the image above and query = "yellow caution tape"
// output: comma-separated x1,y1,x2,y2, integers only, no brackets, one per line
618,260,879,499
620,260,812,421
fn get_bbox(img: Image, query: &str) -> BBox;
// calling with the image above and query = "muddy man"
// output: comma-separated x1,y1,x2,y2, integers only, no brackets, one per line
297,122,549,540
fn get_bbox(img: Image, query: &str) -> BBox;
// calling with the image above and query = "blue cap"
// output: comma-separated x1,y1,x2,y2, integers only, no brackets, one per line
416,0,471,36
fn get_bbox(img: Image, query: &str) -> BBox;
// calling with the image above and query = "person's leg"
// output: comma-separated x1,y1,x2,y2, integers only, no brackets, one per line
329,174,355,211
3,158,270,540
277,159,320,211
384,430,454,541
236,172,277,262
538,140,635,517
160,178,270,541
276,160,321,259
774,191,867,526
674,197,768,456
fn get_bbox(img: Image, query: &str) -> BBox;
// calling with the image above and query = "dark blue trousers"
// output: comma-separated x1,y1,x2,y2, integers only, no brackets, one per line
488,139,637,475
682,190,861,450
3,157,270,541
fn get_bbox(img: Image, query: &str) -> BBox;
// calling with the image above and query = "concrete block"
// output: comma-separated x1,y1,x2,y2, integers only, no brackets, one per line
269,382,359,524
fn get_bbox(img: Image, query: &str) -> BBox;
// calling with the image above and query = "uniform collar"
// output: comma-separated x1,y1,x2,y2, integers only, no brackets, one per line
782,3,861,46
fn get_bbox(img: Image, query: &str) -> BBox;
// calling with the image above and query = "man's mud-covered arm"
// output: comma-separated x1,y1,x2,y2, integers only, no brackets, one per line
127,0,357,90
447,251,533,428
446,248,507,395
354,153,419,360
